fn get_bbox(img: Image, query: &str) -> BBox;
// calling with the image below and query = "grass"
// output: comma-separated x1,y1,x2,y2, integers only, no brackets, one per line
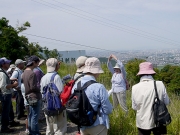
41,63,180,135
108,91,180,135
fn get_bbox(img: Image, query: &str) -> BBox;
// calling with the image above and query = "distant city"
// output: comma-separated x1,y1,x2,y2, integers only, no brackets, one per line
87,49,180,67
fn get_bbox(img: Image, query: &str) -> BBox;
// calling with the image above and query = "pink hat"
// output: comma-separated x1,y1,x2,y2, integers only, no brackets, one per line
137,62,156,76
83,57,104,74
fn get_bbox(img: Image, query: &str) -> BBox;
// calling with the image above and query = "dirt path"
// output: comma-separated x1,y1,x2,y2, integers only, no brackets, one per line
1,119,78,135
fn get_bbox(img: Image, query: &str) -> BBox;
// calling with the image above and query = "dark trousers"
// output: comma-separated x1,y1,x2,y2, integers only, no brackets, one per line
1,94,12,130
16,90,25,118
138,126,167,135
9,101,15,122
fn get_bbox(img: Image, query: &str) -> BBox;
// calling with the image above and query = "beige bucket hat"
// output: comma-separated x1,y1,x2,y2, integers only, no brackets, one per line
83,57,104,74
46,58,58,72
76,56,87,72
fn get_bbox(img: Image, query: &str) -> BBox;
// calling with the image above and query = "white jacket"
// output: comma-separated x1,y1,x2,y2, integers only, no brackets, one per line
132,75,170,129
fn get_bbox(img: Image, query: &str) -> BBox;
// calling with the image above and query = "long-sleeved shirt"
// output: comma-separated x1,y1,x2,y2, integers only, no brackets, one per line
72,75,113,129
10,67,23,89
22,70,41,100
0,68,13,94
107,59,126,93
33,67,44,89
132,75,170,129
40,71,63,94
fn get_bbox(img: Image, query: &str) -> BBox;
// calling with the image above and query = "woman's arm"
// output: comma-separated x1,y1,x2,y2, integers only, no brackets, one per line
107,55,115,74
111,54,126,79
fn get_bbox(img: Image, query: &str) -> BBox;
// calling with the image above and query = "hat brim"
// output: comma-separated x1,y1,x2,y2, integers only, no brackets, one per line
38,60,45,66
5,60,11,64
137,70,156,76
26,61,33,67
113,66,120,69
76,66,85,73
83,67,104,74
47,67,56,72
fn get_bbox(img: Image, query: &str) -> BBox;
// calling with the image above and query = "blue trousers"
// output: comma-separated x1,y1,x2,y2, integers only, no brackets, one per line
28,100,41,135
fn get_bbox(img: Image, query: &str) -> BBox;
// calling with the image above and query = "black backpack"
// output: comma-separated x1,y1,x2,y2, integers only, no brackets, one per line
66,80,100,127
153,81,171,127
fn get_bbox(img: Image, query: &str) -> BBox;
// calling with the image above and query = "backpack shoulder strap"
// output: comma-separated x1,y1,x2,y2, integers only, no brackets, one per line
50,73,58,82
81,80,97,90
74,73,84,82
76,80,97,90
14,70,19,79
154,81,159,100
0,68,9,78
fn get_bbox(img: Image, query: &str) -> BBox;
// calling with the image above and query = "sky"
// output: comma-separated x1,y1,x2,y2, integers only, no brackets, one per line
1,0,180,53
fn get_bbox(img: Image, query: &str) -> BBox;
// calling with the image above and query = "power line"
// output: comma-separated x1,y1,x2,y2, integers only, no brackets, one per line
83,0,179,36
52,0,180,44
31,0,180,47
23,33,120,53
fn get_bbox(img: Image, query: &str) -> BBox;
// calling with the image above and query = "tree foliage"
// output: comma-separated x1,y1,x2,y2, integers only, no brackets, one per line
125,58,145,87
0,17,61,62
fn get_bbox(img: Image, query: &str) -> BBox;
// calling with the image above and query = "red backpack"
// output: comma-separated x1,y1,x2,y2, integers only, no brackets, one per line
60,74,84,106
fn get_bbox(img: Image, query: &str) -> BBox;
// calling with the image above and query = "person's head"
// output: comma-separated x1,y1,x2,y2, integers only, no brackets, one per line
83,57,104,79
137,62,156,76
46,58,60,72
76,56,87,73
113,63,121,73
15,59,26,70
38,59,45,67
26,55,40,68
9,64,16,72
0,57,11,70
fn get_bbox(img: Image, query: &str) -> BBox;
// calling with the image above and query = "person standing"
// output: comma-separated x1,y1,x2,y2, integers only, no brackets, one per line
132,62,170,135
0,58,19,133
22,55,41,135
11,59,26,120
107,54,128,113
72,57,113,135
40,58,67,135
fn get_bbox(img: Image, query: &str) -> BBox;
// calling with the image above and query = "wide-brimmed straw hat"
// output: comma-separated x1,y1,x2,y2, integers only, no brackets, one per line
83,57,104,74
137,62,156,76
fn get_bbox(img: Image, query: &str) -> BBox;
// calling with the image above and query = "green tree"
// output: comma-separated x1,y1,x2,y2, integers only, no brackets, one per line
125,58,145,87
0,17,30,61
160,65,180,95
43,47,61,60
125,59,160,87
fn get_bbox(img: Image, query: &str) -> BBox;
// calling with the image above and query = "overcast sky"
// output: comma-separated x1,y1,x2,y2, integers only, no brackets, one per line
1,0,180,52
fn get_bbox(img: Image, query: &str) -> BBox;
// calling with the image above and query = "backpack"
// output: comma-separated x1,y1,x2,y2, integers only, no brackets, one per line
153,81,171,127
60,74,84,106
66,80,100,127
42,73,64,116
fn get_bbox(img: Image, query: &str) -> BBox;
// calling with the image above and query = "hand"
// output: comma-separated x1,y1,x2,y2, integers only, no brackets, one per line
10,78,18,82
108,55,113,60
12,81,18,88
111,54,117,61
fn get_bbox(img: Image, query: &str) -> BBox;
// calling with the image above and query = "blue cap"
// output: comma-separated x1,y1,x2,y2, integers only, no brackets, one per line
0,57,11,65
0,58,4,65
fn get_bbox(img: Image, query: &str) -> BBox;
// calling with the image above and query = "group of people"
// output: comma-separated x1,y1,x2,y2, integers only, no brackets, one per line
0,54,170,135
